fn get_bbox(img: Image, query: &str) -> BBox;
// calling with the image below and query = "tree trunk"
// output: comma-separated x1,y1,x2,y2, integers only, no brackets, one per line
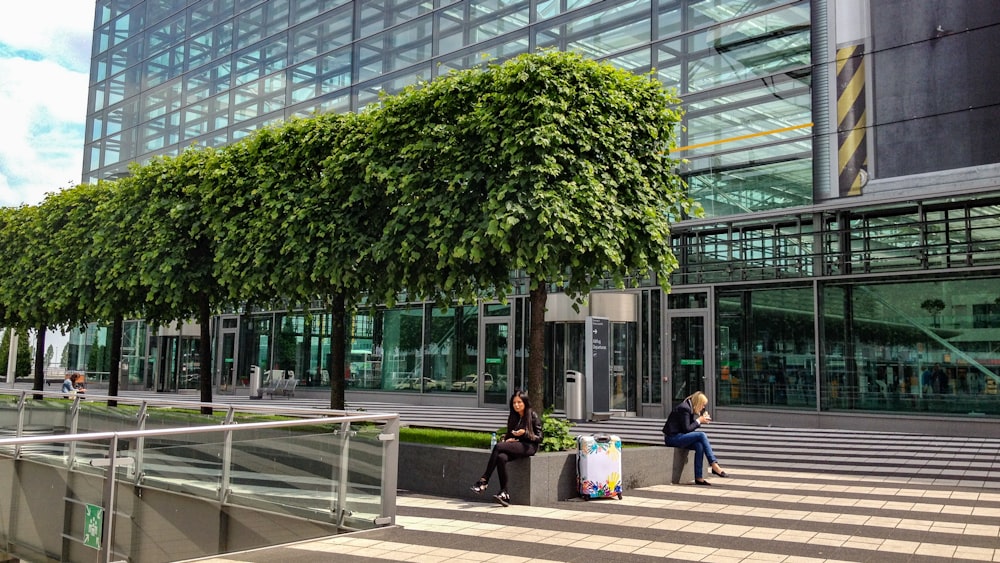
528,284,547,407
108,315,123,407
198,292,214,414
32,326,45,399
329,293,346,410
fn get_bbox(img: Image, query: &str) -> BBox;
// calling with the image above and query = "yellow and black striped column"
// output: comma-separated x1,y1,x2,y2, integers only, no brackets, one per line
836,44,868,197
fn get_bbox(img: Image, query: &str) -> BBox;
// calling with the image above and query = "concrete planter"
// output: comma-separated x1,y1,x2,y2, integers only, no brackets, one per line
398,442,679,506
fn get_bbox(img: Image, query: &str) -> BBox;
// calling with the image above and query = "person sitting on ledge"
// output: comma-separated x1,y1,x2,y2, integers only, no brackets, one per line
61,373,75,395
663,390,728,486
470,389,543,507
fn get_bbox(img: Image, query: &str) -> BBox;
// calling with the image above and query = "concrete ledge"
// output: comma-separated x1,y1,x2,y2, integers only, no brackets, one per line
671,448,696,484
398,442,677,506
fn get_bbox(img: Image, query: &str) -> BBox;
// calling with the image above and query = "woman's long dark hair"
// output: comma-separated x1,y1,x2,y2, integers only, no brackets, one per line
507,389,537,441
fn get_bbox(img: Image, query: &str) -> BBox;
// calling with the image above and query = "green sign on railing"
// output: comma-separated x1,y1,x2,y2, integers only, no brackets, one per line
680,359,703,366
83,504,103,549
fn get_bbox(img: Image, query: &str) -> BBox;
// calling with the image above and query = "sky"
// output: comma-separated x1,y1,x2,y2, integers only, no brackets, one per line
0,1,95,207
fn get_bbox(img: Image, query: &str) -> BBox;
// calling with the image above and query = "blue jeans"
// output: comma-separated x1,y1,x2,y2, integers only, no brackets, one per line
664,431,717,479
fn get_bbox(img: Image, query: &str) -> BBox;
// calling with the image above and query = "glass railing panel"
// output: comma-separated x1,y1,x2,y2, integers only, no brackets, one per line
143,405,229,429
224,419,388,531
6,397,74,461
138,433,225,496
227,423,340,518
340,420,389,528
75,401,143,433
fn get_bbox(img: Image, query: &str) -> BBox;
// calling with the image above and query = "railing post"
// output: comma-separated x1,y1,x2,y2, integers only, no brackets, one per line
219,425,233,503
67,395,82,466
332,421,351,527
99,435,120,563
378,416,399,526
133,402,148,482
14,391,26,458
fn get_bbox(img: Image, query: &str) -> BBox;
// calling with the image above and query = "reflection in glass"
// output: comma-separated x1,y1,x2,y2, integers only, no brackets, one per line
824,279,1000,415
715,286,815,408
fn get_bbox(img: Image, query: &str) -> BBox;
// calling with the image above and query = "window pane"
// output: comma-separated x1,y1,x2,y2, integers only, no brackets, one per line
290,7,353,64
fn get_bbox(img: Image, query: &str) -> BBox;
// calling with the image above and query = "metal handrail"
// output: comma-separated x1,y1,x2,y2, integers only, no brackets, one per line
0,413,395,446
0,387,359,417
0,389,399,563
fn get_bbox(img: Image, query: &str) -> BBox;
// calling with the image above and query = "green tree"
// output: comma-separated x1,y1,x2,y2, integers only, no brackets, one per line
94,177,163,402
921,298,946,328
207,112,384,409
0,329,7,377
16,330,31,379
0,204,54,390
86,331,110,374
0,328,29,379
276,316,297,373
125,147,227,412
76,178,156,402
371,52,694,403
32,184,119,393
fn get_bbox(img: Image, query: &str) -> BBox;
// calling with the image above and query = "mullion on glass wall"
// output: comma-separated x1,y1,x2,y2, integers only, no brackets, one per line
146,12,186,56
359,0,434,38
534,0,650,59
969,204,1000,266
190,0,236,35
290,7,353,64
289,0,352,26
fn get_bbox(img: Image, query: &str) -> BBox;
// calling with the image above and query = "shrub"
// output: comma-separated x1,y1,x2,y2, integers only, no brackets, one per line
540,407,576,452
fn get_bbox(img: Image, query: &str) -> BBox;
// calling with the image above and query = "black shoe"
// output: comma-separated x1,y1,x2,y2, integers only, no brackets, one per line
493,490,510,506
711,468,729,478
470,479,488,494
695,479,712,486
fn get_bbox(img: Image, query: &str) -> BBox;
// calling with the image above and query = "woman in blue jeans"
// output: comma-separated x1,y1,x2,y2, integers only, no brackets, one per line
663,391,729,485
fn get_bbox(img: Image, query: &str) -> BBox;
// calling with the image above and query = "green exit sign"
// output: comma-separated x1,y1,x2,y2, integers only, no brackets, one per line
83,504,103,549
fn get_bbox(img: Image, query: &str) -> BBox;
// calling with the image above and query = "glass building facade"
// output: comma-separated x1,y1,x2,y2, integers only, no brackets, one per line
83,0,1000,436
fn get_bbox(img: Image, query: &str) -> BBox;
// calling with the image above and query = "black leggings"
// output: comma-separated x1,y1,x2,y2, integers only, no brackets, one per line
482,440,537,491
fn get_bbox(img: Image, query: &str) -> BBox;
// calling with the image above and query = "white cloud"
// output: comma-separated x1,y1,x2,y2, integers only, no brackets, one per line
0,1,94,206
0,2,94,72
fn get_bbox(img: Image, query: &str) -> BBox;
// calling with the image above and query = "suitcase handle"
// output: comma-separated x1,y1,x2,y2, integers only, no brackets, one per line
594,434,611,443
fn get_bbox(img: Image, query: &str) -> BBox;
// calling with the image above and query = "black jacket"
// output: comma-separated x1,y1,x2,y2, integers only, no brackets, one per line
506,410,543,445
662,398,701,436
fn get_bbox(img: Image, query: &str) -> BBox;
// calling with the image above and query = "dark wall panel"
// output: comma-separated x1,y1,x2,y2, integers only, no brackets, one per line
871,0,1000,177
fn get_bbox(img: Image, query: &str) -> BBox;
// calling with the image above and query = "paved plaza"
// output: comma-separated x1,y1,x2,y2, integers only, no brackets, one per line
5,383,998,562
171,393,998,562
193,463,1000,563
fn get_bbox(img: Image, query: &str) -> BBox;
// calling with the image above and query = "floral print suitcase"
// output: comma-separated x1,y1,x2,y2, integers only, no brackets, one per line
576,434,623,500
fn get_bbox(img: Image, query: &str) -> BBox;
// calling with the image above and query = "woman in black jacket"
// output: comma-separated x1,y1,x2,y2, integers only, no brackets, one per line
471,389,543,506
663,391,728,485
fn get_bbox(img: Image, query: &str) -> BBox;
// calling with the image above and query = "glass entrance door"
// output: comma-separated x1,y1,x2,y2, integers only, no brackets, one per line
215,315,239,393
669,314,709,402
157,337,178,392
481,320,510,405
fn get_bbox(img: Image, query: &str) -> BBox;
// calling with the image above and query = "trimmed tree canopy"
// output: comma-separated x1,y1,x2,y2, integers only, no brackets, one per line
371,51,693,304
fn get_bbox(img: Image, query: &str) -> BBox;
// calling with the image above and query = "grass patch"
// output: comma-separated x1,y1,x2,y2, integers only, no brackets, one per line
397,426,647,450
400,426,490,449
